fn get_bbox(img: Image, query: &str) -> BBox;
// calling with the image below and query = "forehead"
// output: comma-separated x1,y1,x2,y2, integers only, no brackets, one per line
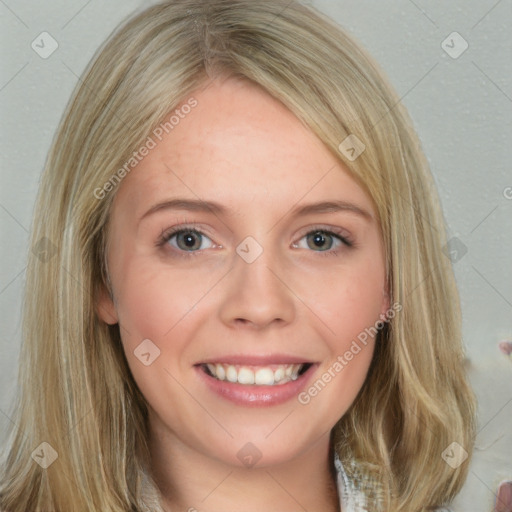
112,76,376,220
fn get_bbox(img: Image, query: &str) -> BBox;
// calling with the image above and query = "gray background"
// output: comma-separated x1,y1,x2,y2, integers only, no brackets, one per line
1,0,511,509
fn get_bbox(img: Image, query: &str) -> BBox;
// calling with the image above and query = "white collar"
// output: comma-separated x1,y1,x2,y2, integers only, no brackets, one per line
334,452,453,512
334,451,368,511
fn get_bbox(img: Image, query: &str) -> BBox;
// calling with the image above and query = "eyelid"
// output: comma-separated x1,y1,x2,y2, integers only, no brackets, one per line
156,222,355,255
156,222,216,250
296,224,353,246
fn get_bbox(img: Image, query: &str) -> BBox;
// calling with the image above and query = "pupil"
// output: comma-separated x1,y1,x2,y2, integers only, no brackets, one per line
311,231,330,250
182,232,199,249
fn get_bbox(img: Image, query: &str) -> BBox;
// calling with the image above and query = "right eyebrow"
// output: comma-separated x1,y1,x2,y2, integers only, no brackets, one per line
139,198,226,223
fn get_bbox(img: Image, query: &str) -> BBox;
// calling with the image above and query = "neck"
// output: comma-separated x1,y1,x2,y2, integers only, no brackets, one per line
148,414,341,512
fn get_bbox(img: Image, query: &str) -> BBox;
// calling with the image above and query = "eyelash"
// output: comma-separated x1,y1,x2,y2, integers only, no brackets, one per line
156,222,354,258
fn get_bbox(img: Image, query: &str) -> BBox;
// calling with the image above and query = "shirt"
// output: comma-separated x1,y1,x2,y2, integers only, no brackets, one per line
335,452,454,512
335,451,369,511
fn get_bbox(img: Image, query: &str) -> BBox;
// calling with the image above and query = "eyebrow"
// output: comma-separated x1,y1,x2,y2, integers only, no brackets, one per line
139,198,373,223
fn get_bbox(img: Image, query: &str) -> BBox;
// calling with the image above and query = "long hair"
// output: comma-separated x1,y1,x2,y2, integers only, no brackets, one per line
0,1,477,510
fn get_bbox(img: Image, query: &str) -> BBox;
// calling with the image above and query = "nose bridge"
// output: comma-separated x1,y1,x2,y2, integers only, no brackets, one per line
218,234,295,328
236,235,279,287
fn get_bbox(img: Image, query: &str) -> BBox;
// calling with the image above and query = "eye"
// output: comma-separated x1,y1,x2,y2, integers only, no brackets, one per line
293,228,353,256
156,224,353,258
157,226,214,254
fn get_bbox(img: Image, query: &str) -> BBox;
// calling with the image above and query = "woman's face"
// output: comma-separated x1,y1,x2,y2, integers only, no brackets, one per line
97,76,389,468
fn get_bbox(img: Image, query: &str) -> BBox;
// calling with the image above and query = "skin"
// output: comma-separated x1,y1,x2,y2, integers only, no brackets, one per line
97,75,390,512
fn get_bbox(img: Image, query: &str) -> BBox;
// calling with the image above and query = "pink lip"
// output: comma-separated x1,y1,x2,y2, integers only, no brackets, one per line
194,362,317,407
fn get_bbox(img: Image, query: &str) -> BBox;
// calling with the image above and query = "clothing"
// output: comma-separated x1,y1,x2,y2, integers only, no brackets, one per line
334,452,454,511
334,451,369,511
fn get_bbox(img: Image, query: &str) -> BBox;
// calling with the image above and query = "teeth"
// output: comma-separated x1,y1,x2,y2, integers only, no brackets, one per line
203,363,307,386
255,368,274,385
226,365,237,383
274,367,285,383
215,364,226,380
238,368,255,385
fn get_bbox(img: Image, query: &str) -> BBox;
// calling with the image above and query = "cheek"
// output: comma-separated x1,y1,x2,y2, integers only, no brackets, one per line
308,260,386,345
296,267,383,416
303,258,385,401
111,257,204,406
113,254,208,342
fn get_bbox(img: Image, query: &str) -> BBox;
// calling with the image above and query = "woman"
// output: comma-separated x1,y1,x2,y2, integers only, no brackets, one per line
0,1,479,510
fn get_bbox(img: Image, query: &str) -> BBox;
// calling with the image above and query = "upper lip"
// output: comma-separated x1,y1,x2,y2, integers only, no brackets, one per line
196,354,315,366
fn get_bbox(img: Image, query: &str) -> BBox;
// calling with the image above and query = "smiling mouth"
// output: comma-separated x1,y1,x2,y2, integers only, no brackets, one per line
200,363,312,386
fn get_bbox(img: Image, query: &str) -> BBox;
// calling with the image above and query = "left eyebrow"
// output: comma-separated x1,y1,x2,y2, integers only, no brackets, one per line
138,198,373,223
290,200,373,221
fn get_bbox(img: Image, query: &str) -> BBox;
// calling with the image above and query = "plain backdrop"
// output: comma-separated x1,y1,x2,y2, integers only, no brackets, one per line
1,1,511,510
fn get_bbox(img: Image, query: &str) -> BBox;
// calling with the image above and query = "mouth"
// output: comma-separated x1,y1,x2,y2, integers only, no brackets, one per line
195,357,317,406
199,362,313,386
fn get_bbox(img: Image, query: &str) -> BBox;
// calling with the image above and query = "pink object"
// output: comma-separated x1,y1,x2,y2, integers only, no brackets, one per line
498,341,512,356
495,480,512,512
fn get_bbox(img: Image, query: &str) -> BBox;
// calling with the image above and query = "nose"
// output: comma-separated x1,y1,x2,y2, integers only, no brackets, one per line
218,240,296,330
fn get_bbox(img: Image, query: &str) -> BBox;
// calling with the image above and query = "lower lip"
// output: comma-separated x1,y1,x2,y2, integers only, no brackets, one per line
195,364,317,407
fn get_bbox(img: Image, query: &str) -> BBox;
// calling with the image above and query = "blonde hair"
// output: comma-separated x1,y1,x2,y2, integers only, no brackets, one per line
0,1,477,510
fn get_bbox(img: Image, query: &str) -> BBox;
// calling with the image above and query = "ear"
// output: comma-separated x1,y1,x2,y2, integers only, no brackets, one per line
95,283,119,325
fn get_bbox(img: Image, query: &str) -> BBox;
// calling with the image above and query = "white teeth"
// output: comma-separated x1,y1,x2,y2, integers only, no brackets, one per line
204,363,307,386
238,367,255,385
254,368,274,385
274,367,285,383
226,365,238,383
215,364,226,380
